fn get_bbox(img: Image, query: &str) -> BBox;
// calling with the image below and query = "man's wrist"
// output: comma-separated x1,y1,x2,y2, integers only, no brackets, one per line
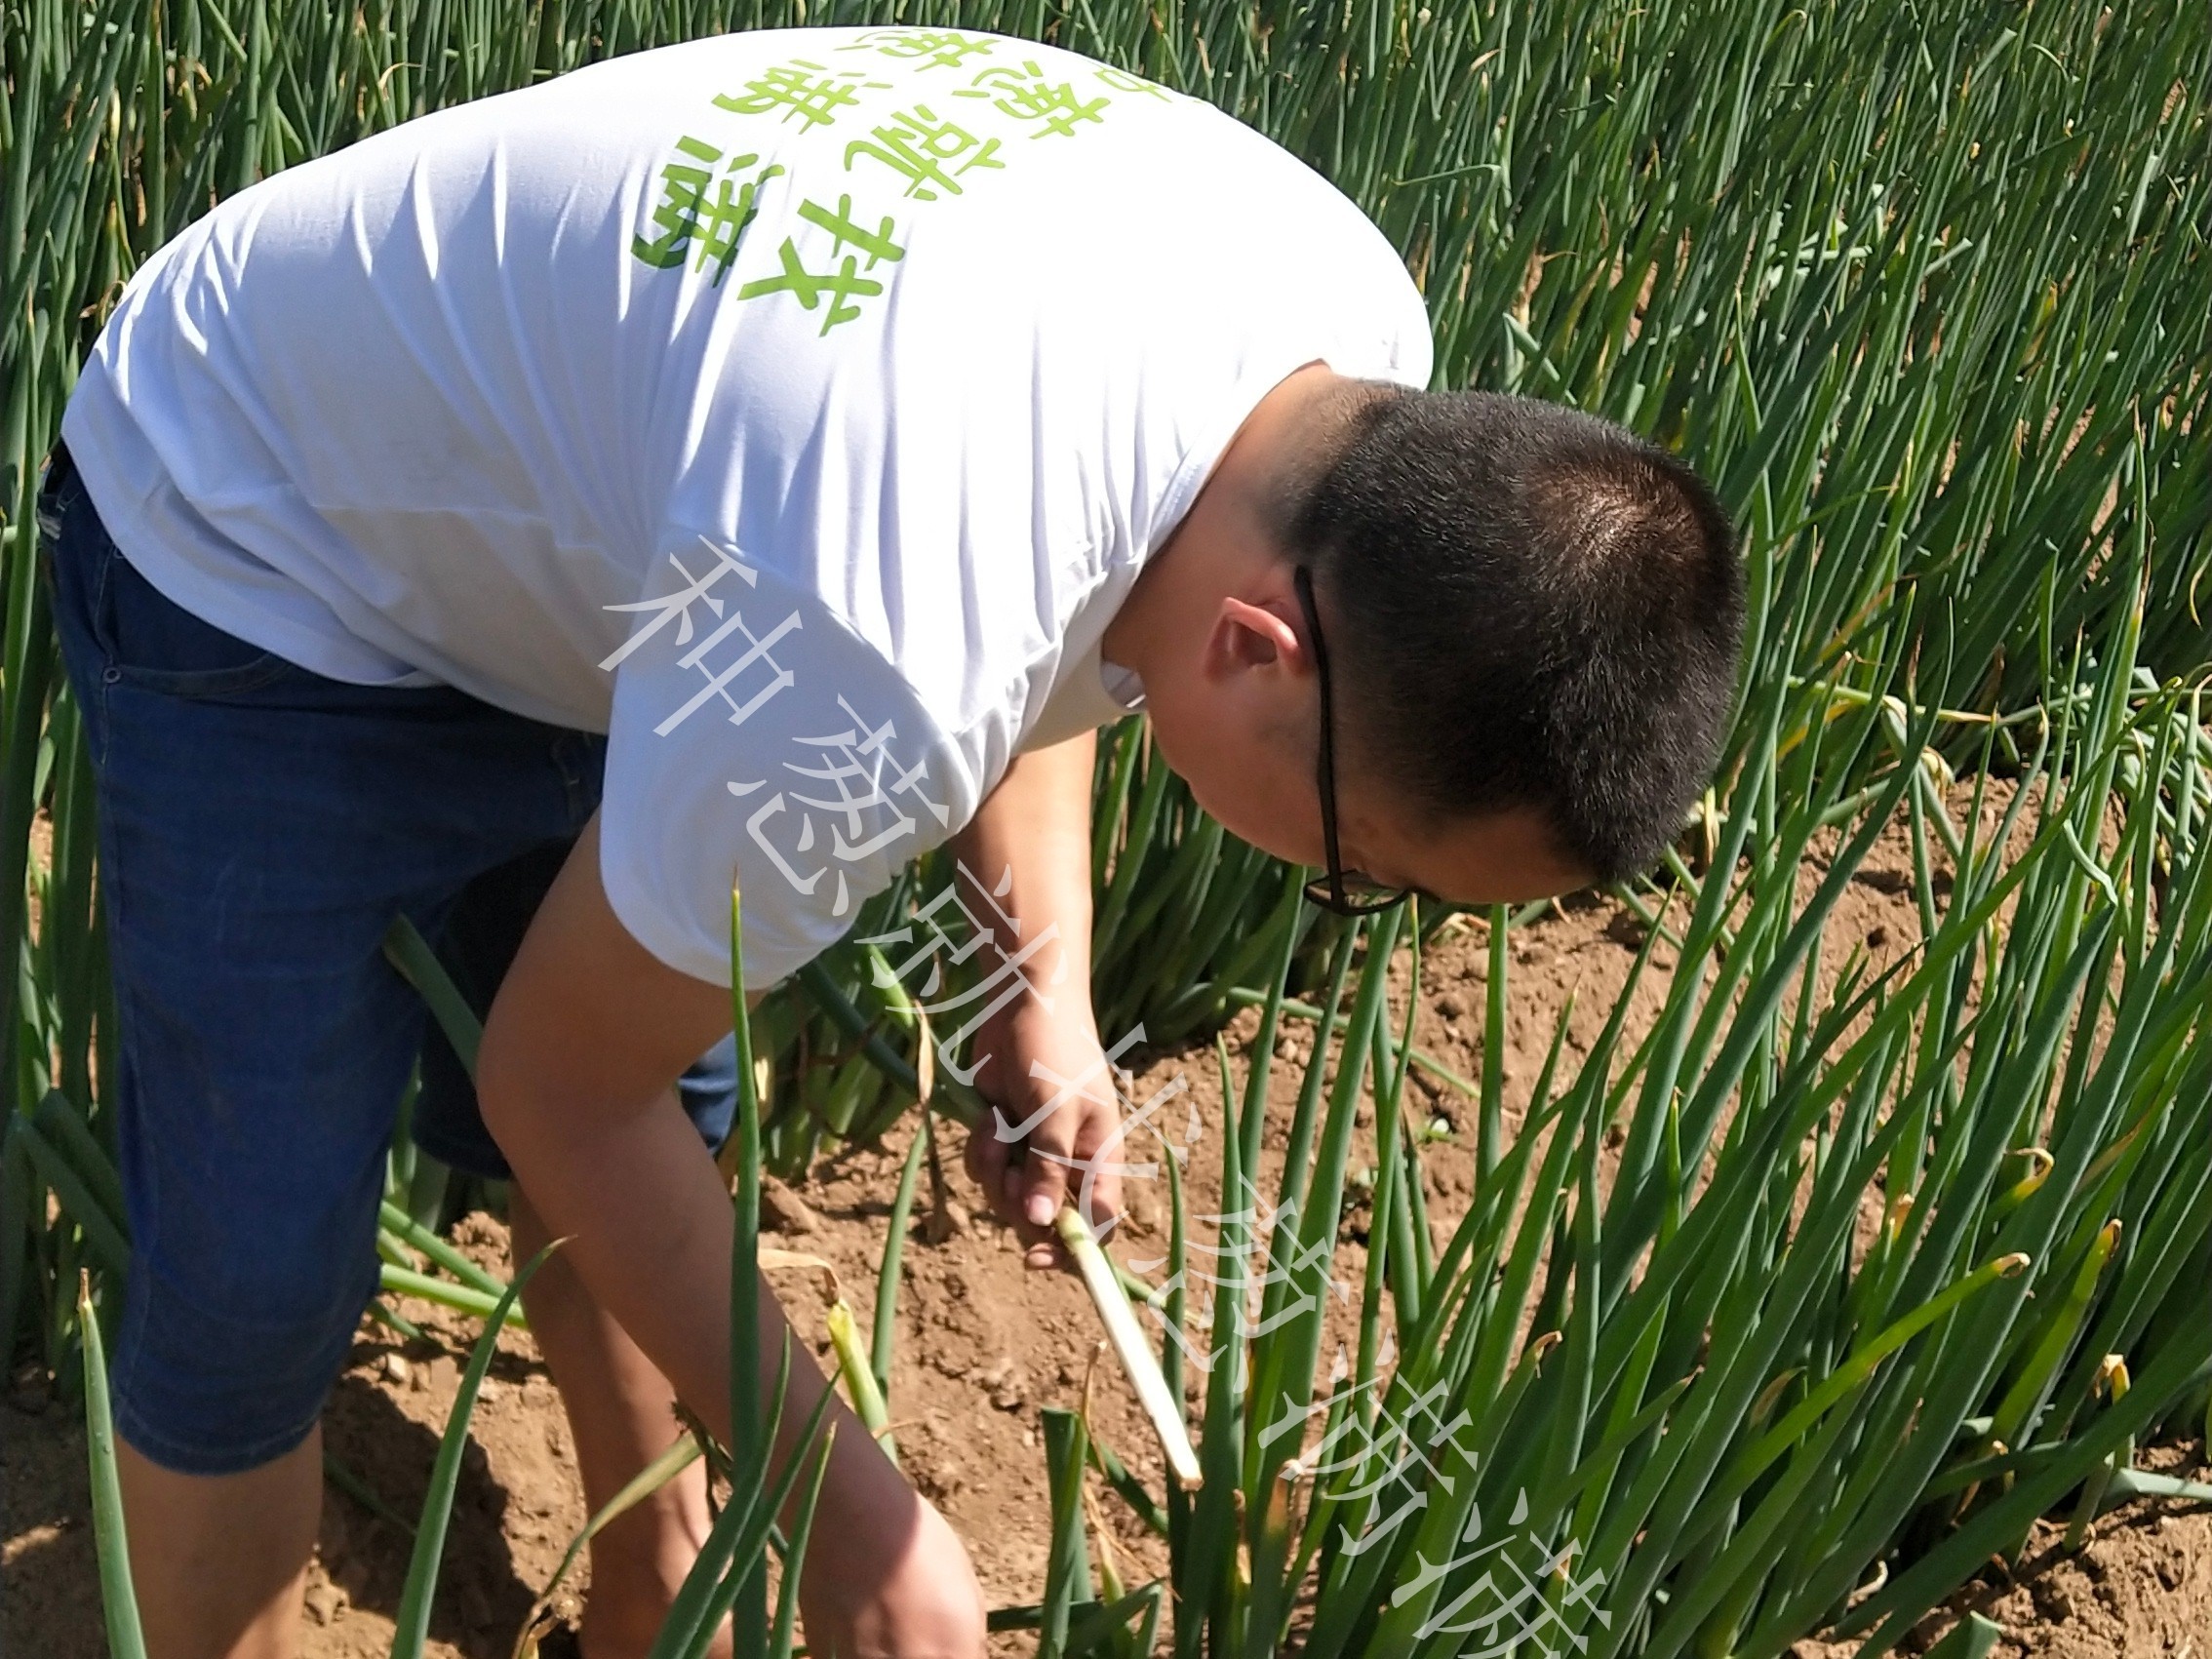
977,992,1098,1070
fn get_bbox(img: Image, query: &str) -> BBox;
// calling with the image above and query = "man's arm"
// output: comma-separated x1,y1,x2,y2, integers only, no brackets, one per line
952,731,1125,1267
478,815,983,1654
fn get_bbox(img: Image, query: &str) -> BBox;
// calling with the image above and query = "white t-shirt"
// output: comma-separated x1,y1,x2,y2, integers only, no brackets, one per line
62,26,1433,988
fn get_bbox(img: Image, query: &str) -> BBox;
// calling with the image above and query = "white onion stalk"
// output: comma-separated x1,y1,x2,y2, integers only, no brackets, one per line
1057,1205,1203,1486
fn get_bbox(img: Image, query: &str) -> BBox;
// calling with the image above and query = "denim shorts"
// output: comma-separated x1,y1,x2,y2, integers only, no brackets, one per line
35,447,735,1476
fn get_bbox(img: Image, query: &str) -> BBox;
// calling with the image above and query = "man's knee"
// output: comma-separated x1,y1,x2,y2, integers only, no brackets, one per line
107,1250,379,1477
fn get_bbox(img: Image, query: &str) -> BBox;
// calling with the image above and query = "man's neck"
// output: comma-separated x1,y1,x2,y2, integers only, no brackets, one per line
1104,362,1351,680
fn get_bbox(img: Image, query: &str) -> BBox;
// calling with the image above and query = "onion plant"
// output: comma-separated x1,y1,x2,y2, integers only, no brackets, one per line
8,0,2207,1332
7,0,2211,1652
1032,607,2212,1658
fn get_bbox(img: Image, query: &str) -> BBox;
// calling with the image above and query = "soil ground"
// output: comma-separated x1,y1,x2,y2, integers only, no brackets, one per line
6,785,2208,1657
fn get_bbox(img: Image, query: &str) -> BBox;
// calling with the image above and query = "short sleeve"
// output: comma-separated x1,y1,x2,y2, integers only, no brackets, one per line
597,536,979,990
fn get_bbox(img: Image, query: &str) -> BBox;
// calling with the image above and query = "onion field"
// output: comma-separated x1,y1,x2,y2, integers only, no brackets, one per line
3,3,2208,1656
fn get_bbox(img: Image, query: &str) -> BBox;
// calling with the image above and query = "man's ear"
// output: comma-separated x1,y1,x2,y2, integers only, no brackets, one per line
1208,595,1309,677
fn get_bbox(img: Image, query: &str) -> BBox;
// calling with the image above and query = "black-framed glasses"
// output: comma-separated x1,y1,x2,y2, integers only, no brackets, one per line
1293,566,1411,916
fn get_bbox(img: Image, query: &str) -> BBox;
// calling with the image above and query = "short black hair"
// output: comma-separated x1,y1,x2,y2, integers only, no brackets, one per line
1285,388,1744,884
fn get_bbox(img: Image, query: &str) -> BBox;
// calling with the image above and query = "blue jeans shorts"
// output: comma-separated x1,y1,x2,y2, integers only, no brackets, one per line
35,447,736,1476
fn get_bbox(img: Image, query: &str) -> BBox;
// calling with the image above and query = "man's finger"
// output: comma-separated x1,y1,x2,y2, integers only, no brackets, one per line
1082,1159,1124,1236
981,1111,1039,1231
966,1121,1009,1216
1022,1136,1071,1232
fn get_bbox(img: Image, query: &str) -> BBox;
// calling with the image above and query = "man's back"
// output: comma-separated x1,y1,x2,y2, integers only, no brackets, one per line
65,25,1432,982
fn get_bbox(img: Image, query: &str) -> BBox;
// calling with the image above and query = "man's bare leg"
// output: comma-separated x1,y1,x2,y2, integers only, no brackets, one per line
510,1186,729,1659
117,1431,320,1659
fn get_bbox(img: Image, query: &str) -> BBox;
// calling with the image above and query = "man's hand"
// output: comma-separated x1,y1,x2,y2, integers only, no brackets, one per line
946,730,1119,1269
963,999,1125,1268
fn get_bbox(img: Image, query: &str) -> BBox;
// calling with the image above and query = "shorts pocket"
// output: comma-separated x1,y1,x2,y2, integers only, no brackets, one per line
99,546,299,697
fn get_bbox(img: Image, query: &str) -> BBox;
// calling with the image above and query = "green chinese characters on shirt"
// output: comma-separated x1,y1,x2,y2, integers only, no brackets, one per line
735,195,906,337
631,137,785,284
628,34,1178,334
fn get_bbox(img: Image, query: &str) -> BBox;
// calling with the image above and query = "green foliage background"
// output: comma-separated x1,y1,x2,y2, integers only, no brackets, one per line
3,4,2209,1656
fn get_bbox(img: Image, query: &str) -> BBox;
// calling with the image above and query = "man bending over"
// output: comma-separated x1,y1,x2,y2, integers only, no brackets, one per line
38,24,1742,1659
